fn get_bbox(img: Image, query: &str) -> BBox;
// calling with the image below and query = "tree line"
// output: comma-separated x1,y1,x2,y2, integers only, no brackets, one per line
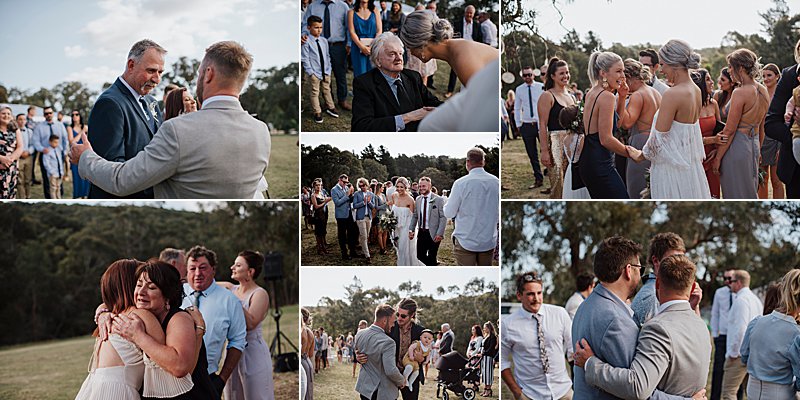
0,202,298,346
306,277,499,357
501,201,800,307
301,144,499,192
0,57,298,133
501,0,798,96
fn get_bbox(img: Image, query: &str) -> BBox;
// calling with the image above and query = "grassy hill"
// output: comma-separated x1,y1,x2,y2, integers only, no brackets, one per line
0,304,299,400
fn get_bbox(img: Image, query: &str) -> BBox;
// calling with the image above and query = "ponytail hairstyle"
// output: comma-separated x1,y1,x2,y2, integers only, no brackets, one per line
544,57,569,91
587,51,622,87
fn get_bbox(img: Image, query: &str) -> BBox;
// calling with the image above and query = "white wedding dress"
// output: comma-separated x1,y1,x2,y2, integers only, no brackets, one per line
642,113,711,199
562,132,591,199
393,206,423,266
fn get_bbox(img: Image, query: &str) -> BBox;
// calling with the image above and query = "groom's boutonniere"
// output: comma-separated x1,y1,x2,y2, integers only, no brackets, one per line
147,100,159,121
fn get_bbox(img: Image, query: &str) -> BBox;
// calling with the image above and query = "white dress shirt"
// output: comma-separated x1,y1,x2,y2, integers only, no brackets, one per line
418,193,432,229
514,81,544,126
443,167,499,252
481,19,498,47
652,77,669,95
463,18,473,41
501,304,573,400
711,285,734,337
726,287,763,358
564,292,585,320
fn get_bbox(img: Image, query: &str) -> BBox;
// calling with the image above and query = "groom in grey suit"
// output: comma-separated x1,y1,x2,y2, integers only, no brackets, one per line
575,254,711,399
355,304,406,400
71,41,270,199
409,177,447,266
571,236,699,400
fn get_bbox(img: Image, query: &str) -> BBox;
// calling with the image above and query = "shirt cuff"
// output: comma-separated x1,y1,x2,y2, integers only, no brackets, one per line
395,115,405,131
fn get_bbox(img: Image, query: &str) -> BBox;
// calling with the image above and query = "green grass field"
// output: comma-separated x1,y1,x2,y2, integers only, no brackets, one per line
19,134,297,200
301,60,461,132
500,137,550,200
300,211,466,266
312,355,500,400
0,304,300,400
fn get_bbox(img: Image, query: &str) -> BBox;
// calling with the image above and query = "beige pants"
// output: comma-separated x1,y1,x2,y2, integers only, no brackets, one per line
721,356,748,400
306,73,335,114
48,176,62,199
17,155,33,199
357,219,371,258
453,237,493,266
519,389,572,400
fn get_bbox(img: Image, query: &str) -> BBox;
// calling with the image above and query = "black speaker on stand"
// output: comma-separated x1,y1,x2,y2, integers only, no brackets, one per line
264,252,298,372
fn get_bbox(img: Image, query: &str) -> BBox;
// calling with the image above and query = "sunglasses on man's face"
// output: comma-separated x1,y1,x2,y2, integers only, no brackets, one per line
44,112,53,115
522,73,532,77
396,312,409,319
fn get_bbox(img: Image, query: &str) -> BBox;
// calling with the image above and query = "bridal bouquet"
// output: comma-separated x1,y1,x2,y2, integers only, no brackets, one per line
378,211,399,247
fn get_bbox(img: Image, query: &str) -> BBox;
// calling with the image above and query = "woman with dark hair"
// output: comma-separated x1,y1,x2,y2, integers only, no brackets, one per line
537,57,576,198
111,260,218,400
627,39,711,199
386,1,405,34
466,324,483,358
759,63,785,199
0,106,22,199
348,0,382,77
311,179,331,255
164,88,198,122
67,110,90,198
711,48,770,199
217,251,275,400
479,322,498,397
77,259,165,399
371,182,389,255
617,59,662,199
714,67,736,122
692,69,726,198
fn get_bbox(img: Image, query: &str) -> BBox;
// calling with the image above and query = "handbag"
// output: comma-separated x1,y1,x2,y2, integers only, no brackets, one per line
713,120,725,134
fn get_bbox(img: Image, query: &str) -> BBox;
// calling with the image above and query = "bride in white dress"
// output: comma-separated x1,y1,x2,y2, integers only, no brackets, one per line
389,177,424,266
627,39,711,199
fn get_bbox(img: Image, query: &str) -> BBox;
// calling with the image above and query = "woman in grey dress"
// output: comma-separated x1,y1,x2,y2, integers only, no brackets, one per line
618,59,662,198
711,49,770,199
758,63,785,199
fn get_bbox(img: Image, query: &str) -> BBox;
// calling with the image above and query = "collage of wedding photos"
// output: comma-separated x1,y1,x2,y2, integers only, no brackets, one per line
1,0,800,399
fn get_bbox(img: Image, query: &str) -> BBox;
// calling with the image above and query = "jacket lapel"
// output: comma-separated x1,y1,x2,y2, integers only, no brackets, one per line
114,78,157,138
373,70,401,114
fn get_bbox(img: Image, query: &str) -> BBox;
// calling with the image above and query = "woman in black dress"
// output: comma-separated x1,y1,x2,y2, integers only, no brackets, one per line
579,51,635,199
311,179,332,254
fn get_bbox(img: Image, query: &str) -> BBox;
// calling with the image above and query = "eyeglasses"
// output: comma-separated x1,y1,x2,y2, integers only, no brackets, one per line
71,113,79,116
396,312,409,319
44,112,53,115
522,73,533,77
723,277,732,282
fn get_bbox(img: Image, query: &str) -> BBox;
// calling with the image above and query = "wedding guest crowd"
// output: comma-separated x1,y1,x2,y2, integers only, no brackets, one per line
513,37,800,199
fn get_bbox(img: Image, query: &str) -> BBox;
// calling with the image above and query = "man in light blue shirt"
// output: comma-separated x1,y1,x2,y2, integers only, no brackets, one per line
301,0,352,111
32,106,68,198
444,147,499,266
631,232,686,328
182,245,246,395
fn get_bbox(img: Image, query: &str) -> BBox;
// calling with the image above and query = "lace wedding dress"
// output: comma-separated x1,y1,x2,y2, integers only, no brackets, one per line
393,206,423,266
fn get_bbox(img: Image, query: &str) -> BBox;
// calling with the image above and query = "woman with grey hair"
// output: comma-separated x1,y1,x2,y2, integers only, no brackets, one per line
628,39,711,199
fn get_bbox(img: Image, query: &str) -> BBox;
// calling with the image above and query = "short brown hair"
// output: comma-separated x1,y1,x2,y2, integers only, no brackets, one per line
204,41,253,89
187,245,217,267
418,176,431,184
136,259,184,308
238,250,264,279
593,236,641,283
657,255,696,294
467,147,485,166
396,298,418,318
101,259,141,314
375,303,395,320
648,232,685,266
516,271,543,294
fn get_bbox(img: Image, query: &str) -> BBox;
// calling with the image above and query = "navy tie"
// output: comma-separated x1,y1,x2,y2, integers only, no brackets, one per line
323,2,331,39
316,39,326,78
528,85,534,118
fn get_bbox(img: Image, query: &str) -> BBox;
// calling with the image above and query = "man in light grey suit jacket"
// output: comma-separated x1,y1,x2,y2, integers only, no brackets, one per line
71,41,269,199
575,254,709,400
355,304,406,400
571,237,698,400
409,177,447,266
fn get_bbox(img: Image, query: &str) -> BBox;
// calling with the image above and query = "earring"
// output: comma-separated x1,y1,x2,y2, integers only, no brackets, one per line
602,77,609,89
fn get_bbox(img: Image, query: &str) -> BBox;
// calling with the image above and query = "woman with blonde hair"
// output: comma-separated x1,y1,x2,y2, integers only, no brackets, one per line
758,63,785,199
741,269,800,399
710,48,770,199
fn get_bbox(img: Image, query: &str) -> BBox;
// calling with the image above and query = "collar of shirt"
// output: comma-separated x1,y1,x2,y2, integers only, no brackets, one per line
770,310,796,324
468,167,486,176
202,95,239,107
119,76,144,101
657,299,689,315
186,279,218,298
380,70,402,87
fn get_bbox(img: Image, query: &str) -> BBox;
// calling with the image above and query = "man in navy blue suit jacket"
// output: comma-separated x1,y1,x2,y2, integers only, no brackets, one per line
87,39,166,199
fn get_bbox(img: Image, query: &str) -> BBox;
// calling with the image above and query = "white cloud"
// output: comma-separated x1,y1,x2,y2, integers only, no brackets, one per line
64,45,87,58
64,65,119,89
272,0,296,12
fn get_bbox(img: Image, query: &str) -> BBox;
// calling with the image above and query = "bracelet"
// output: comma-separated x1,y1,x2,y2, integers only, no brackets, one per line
195,325,206,332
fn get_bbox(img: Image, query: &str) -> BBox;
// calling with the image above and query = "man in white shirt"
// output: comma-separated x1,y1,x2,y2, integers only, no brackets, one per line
565,272,595,319
710,269,738,400
514,67,545,188
320,327,330,369
478,12,498,48
721,270,762,400
639,48,669,95
443,147,499,266
501,271,573,400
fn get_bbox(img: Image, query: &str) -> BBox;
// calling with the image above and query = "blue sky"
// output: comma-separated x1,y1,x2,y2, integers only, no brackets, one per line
528,0,790,50
2,0,298,93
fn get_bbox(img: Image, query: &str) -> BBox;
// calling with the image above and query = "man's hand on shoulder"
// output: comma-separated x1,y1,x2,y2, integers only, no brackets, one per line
69,131,93,165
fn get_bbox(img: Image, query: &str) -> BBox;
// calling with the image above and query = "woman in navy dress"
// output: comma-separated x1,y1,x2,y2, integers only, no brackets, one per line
67,110,90,198
348,0,382,77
